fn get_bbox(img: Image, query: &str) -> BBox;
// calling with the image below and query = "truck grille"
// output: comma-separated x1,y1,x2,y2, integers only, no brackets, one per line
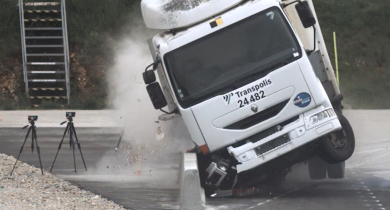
254,134,291,156
224,100,289,130
245,125,282,143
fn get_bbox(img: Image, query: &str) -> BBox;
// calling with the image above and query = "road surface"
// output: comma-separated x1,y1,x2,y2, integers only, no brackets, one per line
0,110,389,210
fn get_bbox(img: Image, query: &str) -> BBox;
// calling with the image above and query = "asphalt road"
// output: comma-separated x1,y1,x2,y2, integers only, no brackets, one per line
0,127,180,210
1,110,389,210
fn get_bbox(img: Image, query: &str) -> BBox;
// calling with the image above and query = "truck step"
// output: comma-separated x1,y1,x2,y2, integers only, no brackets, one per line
32,104,66,108
25,27,62,30
25,10,60,13
28,79,66,82
26,53,64,57
24,19,62,22
28,71,65,74
25,36,63,39
24,2,60,6
27,62,64,65
29,96,67,100
31,87,65,91
26,45,64,48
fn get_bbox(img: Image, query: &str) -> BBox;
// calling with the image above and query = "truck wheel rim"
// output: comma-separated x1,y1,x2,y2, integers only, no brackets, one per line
329,129,347,149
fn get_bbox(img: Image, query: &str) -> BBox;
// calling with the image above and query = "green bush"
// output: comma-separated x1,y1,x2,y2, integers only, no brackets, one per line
39,100,64,109
314,0,390,109
0,98,15,110
0,0,21,61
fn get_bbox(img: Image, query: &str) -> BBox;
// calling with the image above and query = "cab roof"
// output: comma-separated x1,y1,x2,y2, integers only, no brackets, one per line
141,0,245,30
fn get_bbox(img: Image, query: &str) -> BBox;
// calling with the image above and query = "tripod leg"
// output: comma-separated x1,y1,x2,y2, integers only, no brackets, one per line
31,129,34,154
50,123,69,172
69,125,72,150
33,127,44,175
72,124,87,171
10,127,32,175
70,124,77,172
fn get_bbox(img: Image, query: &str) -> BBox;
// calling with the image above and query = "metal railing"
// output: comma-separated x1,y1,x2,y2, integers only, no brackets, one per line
18,0,28,94
61,0,71,104
18,0,71,106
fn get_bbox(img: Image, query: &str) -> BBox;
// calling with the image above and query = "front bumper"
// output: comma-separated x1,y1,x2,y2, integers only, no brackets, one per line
227,106,342,173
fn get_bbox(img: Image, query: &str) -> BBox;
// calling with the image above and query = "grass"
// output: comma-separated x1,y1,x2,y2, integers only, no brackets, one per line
0,0,21,61
314,0,390,109
0,0,389,109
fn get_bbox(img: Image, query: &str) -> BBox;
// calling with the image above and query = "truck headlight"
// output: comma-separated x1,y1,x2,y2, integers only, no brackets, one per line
309,109,334,126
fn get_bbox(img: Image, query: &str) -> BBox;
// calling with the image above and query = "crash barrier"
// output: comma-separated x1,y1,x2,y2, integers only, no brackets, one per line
180,153,205,210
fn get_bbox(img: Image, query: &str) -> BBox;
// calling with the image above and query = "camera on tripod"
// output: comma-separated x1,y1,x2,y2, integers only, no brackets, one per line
66,112,76,118
11,115,44,176
51,111,87,172
28,115,38,122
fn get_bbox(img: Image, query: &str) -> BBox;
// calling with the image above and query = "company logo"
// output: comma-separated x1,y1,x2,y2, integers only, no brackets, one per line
222,77,272,106
251,104,258,113
293,92,311,108
223,93,234,105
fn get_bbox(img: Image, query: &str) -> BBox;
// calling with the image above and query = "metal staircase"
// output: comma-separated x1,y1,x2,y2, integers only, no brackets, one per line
19,0,70,107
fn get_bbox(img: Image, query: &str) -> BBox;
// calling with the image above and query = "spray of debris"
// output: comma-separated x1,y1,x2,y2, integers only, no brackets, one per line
89,11,193,182
158,0,220,28
162,0,216,12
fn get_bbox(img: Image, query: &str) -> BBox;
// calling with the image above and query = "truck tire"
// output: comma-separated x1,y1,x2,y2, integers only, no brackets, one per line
319,113,355,164
308,156,327,180
327,162,345,179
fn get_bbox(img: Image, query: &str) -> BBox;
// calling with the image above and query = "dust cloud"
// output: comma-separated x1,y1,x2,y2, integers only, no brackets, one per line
90,14,193,179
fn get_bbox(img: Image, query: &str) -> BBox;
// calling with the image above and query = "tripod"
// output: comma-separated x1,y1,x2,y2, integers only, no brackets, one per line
11,120,44,175
50,115,87,172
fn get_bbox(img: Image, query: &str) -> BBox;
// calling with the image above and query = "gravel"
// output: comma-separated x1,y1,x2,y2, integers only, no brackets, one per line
0,153,127,210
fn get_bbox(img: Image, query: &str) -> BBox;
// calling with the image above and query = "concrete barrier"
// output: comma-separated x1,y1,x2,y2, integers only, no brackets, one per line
180,153,205,210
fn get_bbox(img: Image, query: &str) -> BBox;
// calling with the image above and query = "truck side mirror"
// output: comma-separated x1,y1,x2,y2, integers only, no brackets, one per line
146,82,167,109
295,1,316,28
143,70,156,84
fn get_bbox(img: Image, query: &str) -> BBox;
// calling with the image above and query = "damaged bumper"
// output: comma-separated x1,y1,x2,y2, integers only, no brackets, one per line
227,106,341,173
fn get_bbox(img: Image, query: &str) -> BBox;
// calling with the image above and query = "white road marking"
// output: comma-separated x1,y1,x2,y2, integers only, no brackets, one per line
354,148,387,154
353,169,386,210
350,151,390,168
245,188,299,210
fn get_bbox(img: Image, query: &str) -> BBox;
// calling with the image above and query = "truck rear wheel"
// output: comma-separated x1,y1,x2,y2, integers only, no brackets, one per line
327,162,345,179
308,156,327,180
319,113,355,164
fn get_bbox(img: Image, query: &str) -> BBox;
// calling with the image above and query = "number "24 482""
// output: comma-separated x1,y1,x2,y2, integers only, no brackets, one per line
238,91,265,108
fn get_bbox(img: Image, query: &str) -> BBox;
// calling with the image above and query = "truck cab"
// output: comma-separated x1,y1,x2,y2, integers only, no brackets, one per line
141,0,354,195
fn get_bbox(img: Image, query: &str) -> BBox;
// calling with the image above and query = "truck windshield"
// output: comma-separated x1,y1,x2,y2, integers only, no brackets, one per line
164,7,301,108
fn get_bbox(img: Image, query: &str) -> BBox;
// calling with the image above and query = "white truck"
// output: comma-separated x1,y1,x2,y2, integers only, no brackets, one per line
141,0,355,196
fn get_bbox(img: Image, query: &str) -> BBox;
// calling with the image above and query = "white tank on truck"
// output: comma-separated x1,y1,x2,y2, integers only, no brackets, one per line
140,0,355,197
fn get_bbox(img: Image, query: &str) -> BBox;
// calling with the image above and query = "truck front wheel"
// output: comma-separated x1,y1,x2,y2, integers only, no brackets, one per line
319,113,355,164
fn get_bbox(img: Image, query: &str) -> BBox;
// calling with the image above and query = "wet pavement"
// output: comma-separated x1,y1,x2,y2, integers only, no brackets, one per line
0,110,389,210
